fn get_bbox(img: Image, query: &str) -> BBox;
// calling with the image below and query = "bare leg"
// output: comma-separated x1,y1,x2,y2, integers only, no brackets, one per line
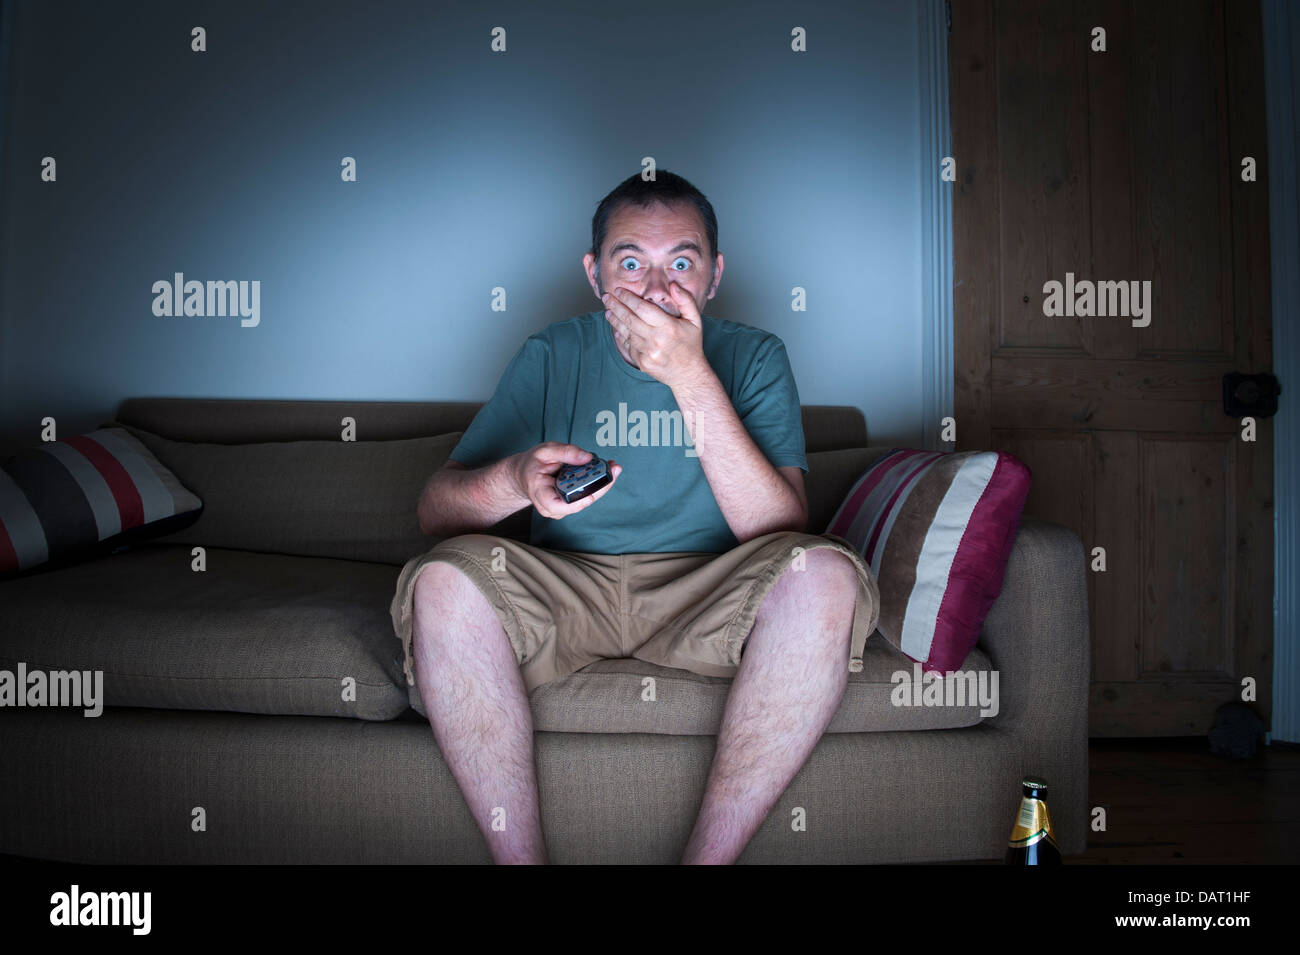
411,562,547,864
681,547,858,864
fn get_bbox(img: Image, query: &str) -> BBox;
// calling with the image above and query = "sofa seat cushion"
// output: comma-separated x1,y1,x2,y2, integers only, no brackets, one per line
0,544,409,720
519,637,994,734
2,542,996,734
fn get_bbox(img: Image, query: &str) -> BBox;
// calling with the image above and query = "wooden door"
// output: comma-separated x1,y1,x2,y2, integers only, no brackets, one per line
950,0,1274,735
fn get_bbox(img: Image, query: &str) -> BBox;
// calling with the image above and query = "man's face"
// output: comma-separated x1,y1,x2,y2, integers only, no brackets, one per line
583,200,723,318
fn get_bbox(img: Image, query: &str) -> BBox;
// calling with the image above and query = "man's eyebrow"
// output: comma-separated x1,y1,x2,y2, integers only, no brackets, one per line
609,241,703,257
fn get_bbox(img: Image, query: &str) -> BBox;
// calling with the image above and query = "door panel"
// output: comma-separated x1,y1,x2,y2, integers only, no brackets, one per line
951,0,1274,736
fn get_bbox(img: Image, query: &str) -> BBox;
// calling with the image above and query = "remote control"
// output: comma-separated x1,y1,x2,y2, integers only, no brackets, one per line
554,454,612,504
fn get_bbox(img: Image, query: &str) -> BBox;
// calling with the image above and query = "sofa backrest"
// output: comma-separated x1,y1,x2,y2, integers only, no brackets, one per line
110,398,888,564
115,397,868,451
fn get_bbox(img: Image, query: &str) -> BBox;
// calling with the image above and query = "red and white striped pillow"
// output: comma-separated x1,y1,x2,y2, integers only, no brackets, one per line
0,427,202,575
827,449,1031,672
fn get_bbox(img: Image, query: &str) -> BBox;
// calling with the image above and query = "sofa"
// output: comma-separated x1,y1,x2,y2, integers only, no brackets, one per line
0,397,1090,864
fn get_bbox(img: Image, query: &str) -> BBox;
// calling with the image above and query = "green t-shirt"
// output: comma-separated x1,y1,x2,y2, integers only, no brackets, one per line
450,309,806,554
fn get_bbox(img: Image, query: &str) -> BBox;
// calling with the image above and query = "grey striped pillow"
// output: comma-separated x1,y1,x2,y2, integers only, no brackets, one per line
826,448,1031,672
0,427,202,575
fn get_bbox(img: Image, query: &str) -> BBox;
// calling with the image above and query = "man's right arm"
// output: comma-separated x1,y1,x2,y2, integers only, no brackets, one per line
417,457,527,538
417,444,623,538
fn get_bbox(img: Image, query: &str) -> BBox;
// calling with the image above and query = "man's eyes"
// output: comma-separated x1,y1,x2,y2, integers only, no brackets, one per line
619,256,693,271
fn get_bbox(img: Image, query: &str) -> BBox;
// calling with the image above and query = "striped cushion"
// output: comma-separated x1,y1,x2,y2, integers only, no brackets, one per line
0,427,202,575
827,449,1031,672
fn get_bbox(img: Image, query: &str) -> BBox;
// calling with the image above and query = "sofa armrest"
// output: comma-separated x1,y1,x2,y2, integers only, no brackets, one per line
976,517,1091,740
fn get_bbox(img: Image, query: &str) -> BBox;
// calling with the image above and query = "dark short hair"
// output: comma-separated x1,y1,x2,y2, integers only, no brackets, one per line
590,171,719,266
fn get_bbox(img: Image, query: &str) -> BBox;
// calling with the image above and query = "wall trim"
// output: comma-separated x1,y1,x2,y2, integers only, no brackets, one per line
919,0,954,451
0,0,14,430
1262,0,1299,745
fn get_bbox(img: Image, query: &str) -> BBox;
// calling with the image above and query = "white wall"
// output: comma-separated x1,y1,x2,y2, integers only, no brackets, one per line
0,0,929,452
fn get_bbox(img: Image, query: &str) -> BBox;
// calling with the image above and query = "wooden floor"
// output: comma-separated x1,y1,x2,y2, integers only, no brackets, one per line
957,738,1300,864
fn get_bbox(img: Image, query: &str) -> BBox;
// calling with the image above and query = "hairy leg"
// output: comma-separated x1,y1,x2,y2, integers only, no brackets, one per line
411,562,547,864
681,547,858,864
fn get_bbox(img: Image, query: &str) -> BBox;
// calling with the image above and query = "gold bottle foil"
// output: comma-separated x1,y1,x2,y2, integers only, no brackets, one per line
1008,796,1059,850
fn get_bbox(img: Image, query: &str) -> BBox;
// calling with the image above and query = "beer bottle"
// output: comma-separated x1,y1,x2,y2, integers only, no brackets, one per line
1004,775,1062,865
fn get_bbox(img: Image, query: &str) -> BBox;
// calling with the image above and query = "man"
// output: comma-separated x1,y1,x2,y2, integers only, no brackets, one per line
391,171,879,864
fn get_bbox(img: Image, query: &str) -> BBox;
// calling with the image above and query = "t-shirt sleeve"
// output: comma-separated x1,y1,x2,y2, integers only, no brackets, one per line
450,336,548,468
733,334,807,473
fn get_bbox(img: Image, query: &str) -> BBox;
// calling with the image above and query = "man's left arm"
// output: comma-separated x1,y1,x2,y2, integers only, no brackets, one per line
603,283,808,542
673,369,808,541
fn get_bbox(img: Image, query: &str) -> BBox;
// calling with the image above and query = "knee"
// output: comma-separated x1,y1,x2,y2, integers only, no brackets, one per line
411,561,498,670
413,559,479,615
786,545,860,605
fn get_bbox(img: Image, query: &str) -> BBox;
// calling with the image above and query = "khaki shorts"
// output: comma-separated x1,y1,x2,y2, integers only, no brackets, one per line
390,529,880,712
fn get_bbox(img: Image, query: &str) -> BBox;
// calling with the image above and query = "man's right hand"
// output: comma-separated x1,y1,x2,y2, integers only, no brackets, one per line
510,442,622,520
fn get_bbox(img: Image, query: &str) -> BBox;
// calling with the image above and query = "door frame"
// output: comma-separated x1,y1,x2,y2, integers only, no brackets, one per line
1262,0,1299,745
920,0,955,451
